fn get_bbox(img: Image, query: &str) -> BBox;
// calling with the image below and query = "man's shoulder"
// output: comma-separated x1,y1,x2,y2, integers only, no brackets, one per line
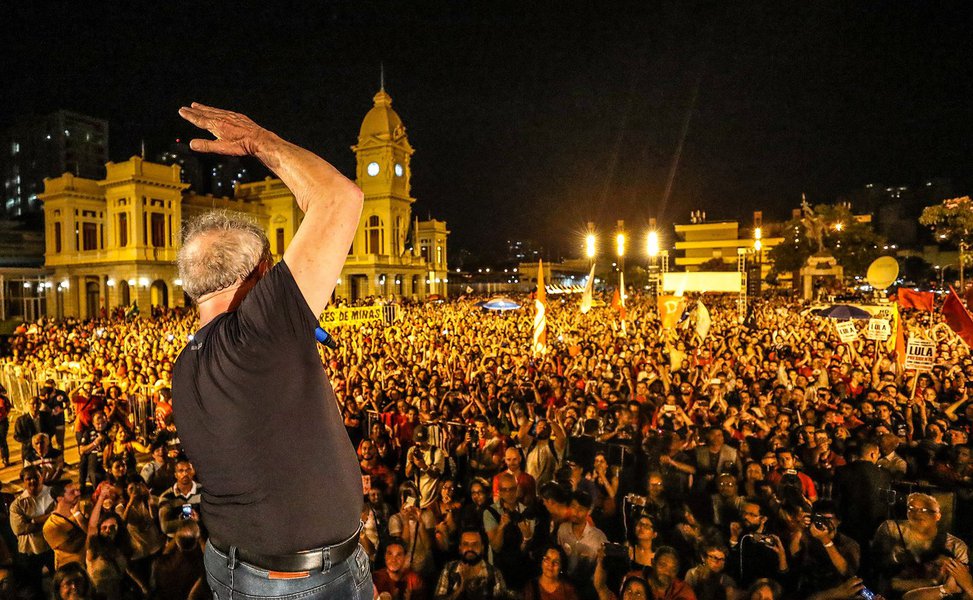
585,525,608,543
439,560,462,575
945,533,970,556
836,532,860,549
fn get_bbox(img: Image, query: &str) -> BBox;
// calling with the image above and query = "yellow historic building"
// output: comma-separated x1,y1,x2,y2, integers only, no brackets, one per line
40,88,449,318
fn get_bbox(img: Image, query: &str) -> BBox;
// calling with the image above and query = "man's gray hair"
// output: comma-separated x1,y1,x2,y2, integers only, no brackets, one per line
177,210,271,302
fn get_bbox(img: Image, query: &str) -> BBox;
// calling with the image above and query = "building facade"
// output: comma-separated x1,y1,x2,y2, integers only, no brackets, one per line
673,211,783,283
40,89,448,318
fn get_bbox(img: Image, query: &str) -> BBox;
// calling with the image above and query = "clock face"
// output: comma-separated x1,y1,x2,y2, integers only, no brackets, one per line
367,162,380,176
394,163,404,177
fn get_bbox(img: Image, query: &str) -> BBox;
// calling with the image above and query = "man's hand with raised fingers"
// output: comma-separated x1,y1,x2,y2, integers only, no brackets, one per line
177,102,273,157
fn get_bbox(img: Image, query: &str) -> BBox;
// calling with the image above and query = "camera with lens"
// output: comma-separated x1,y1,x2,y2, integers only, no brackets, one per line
751,533,777,547
810,514,833,531
603,542,628,559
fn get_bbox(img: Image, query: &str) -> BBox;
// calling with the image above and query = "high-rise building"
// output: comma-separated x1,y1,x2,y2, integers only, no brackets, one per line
841,179,953,247
156,140,252,196
156,140,204,192
1,110,108,219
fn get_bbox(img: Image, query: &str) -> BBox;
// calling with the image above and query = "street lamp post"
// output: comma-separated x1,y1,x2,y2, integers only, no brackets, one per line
647,229,659,298
616,220,626,333
616,231,626,282
586,228,597,266
752,227,762,298
585,226,597,293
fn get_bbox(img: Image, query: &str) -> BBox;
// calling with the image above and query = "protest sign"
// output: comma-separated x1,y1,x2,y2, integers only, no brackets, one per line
903,338,935,371
865,318,891,341
836,320,857,343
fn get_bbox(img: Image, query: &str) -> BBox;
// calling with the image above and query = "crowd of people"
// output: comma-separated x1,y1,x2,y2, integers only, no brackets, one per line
0,289,972,600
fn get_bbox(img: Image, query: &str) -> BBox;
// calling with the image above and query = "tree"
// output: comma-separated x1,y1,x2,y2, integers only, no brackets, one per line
697,257,735,272
920,196,973,268
768,203,886,278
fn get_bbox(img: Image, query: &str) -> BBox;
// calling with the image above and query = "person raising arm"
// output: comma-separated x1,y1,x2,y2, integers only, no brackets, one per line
176,102,363,322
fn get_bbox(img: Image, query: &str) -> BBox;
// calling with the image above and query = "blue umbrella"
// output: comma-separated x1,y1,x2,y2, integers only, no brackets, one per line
479,297,522,311
814,304,872,320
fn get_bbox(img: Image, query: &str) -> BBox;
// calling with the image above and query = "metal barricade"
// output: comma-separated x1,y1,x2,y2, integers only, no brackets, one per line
0,364,157,437
0,362,42,413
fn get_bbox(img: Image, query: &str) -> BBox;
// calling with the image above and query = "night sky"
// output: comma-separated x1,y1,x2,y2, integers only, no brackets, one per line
4,2,971,260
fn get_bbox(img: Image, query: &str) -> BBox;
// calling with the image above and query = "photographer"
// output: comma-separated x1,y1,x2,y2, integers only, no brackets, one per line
727,501,788,588
519,405,569,488
795,501,860,597
406,425,446,509
474,416,507,480
77,411,111,494
485,473,536,592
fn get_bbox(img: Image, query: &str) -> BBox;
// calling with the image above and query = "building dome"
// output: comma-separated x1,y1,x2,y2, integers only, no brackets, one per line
358,89,405,143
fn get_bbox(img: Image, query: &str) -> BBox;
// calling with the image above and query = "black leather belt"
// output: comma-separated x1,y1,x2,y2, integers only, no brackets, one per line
210,522,362,573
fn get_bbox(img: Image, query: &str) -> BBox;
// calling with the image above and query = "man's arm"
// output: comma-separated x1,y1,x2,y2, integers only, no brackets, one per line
178,103,363,316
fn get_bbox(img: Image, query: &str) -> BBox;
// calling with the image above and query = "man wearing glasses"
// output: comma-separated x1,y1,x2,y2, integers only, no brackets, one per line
485,472,535,554
685,542,740,600
871,493,969,596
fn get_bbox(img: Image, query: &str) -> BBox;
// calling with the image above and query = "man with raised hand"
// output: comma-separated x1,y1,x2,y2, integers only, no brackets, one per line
172,103,368,598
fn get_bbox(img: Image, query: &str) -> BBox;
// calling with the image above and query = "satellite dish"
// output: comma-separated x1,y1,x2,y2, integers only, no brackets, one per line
866,256,899,289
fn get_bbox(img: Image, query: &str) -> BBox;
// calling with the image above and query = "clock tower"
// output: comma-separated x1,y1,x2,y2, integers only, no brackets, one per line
351,88,414,258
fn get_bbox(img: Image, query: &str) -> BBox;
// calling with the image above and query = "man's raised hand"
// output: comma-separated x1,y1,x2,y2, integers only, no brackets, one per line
178,102,271,157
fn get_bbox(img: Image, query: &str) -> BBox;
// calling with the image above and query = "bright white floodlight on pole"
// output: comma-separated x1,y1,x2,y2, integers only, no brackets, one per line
647,230,659,258
616,233,626,258
585,233,596,259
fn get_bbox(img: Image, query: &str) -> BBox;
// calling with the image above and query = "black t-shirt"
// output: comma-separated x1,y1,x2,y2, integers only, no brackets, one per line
172,261,362,554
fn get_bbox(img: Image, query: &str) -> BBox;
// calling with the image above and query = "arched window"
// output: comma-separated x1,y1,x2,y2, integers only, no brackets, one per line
365,215,384,255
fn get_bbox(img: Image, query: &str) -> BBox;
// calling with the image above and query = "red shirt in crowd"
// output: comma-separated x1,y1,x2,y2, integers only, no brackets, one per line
373,568,426,600
73,392,105,430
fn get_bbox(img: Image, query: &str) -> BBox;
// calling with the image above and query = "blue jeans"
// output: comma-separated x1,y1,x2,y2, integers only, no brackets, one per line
205,541,373,600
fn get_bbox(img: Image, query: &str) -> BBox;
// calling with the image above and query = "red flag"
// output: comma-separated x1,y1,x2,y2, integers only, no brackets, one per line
611,287,627,320
897,288,935,312
942,286,973,347
894,307,906,365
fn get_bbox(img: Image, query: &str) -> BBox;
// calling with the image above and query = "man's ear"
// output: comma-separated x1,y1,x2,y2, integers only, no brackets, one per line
257,256,273,277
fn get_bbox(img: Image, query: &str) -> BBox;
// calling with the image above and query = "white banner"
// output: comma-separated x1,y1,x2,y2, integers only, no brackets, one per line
662,272,743,293
865,318,891,341
696,301,711,342
903,338,935,371
852,303,897,321
836,320,857,343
